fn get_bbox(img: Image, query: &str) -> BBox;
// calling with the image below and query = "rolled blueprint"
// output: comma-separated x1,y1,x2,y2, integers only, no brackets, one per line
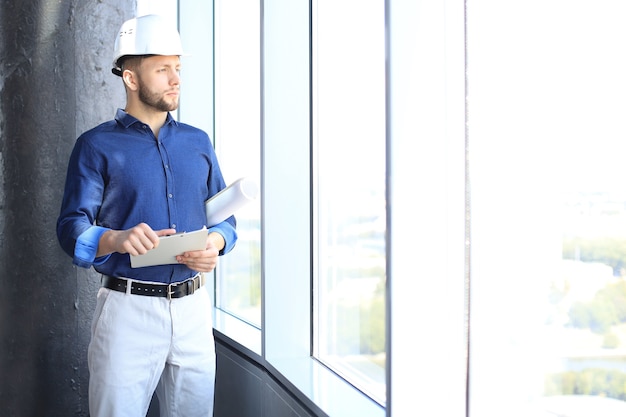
205,177,259,226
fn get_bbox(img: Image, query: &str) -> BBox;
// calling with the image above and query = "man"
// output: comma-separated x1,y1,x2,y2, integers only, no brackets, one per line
56,14,237,416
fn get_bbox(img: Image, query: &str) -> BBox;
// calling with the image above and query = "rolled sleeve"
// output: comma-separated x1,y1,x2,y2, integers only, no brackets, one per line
73,226,111,268
208,216,238,255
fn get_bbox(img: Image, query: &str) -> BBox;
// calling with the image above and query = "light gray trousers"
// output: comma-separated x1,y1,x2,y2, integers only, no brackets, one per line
88,281,215,417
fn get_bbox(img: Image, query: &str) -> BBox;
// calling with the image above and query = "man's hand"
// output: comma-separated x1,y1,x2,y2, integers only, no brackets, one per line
97,223,176,257
176,232,225,273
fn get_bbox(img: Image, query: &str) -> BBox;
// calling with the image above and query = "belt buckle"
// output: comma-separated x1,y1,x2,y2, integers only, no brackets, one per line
167,275,201,300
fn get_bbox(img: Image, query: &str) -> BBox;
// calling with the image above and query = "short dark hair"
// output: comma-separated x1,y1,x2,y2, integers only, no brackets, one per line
113,55,156,77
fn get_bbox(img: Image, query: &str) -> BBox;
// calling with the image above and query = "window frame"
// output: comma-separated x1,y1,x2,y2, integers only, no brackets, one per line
261,1,384,415
386,1,467,416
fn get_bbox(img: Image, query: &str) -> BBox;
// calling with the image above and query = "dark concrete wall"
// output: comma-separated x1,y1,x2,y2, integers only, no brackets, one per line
0,1,133,415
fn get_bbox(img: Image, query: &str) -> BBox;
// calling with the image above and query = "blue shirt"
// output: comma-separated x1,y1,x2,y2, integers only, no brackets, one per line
57,109,237,284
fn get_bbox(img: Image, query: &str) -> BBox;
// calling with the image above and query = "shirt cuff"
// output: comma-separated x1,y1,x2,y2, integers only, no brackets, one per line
208,221,238,255
73,226,112,268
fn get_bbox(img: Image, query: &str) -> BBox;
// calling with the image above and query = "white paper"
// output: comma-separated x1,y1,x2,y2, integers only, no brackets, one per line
130,228,208,268
205,177,259,226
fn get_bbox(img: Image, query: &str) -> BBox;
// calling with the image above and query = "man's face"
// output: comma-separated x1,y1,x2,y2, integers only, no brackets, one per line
135,55,181,112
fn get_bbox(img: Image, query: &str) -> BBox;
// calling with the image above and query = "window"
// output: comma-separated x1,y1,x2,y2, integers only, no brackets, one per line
312,0,387,403
213,0,262,328
467,1,626,415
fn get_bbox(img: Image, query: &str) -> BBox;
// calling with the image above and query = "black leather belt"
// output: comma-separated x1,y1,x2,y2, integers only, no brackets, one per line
102,274,205,299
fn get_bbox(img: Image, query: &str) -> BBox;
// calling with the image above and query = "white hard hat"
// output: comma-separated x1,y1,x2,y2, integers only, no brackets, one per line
112,14,186,76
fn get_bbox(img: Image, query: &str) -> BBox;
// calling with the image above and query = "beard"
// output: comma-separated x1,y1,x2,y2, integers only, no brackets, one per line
137,78,179,112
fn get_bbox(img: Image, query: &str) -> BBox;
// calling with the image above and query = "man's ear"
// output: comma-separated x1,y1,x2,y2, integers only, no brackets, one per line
122,70,138,91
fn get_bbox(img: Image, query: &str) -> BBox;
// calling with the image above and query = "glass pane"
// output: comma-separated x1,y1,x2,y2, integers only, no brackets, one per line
468,1,626,415
312,0,386,403
213,0,261,327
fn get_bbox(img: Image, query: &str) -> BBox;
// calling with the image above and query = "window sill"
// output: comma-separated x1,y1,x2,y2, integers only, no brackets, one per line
213,307,262,355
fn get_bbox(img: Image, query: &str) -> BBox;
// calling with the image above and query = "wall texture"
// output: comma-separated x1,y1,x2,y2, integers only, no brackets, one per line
0,0,133,415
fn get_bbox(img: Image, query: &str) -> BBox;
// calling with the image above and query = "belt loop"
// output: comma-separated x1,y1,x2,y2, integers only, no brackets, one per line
125,278,132,295
167,283,173,300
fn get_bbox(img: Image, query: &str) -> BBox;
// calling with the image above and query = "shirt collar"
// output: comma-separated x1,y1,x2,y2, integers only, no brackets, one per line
115,108,179,129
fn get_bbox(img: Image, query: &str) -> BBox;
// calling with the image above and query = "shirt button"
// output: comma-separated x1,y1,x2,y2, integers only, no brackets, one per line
172,224,177,229
168,193,173,198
